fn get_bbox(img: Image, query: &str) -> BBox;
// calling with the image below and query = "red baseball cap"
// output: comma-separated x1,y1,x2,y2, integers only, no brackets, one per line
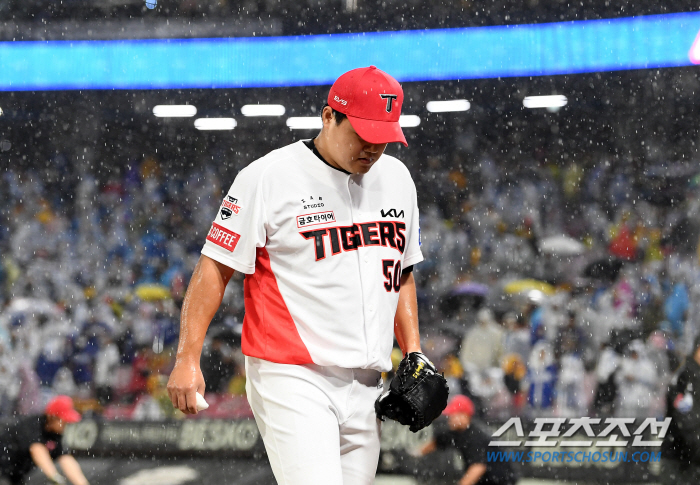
327,66,408,147
45,395,81,423
442,395,475,417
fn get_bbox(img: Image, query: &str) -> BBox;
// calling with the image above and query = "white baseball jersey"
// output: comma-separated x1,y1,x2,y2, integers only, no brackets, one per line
201,140,423,372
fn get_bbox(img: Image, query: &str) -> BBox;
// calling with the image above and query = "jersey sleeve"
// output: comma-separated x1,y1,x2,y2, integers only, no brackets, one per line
201,164,268,274
401,174,423,269
15,418,51,455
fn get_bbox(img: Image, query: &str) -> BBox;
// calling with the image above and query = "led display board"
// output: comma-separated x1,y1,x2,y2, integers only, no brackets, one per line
1,12,699,90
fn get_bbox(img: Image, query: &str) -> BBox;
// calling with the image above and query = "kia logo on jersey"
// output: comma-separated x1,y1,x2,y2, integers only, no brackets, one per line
380,208,404,218
380,94,398,113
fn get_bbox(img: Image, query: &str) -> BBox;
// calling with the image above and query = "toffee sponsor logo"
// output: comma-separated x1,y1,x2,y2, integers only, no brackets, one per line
206,223,241,252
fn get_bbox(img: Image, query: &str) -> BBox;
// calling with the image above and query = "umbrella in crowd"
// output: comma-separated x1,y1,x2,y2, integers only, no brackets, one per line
503,279,556,296
538,235,586,256
440,281,489,318
135,284,171,301
7,298,60,317
451,281,490,296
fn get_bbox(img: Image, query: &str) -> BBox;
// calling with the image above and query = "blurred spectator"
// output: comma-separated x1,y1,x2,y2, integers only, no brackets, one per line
556,353,586,417
126,346,152,400
615,340,658,417
527,341,557,413
52,367,77,397
132,375,173,421
201,333,237,393
15,363,42,416
593,342,620,416
665,278,689,339
94,334,120,405
501,354,527,414
502,312,530,362
0,340,19,415
459,308,504,372
554,310,586,360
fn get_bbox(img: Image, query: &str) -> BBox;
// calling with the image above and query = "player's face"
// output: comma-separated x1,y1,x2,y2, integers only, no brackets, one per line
447,412,471,430
45,416,67,434
321,107,387,174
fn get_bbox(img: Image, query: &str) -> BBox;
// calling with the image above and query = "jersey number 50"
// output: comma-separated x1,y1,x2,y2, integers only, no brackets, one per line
382,259,402,293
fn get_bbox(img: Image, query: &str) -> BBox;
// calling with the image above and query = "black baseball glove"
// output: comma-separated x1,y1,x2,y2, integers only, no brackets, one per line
375,352,449,432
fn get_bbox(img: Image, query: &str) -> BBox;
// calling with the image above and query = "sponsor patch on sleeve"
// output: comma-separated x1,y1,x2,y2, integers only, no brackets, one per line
220,196,242,219
206,223,241,252
296,211,336,228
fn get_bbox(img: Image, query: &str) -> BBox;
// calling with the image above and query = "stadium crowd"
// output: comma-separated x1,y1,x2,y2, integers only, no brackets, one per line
0,108,698,422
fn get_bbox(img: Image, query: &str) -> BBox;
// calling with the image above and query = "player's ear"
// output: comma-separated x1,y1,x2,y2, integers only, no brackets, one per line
321,106,334,128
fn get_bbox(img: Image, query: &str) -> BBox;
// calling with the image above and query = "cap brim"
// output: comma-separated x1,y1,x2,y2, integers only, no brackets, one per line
61,410,82,423
442,398,474,416
347,115,408,147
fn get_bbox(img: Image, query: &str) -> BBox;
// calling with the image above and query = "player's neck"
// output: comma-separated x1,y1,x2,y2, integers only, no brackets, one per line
313,135,342,172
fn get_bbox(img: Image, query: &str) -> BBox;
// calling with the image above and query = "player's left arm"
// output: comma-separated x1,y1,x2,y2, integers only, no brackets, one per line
57,454,89,485
394,272,421,355
417,438,437,456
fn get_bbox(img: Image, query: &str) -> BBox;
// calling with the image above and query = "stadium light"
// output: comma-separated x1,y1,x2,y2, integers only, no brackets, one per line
523,95,568,109
152,105,197,117
194,118,237,130
286,117,323,130
399,115,421,128
241,104,286,117
426,100,471,113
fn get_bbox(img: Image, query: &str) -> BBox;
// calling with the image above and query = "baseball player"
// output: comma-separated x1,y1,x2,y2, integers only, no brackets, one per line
167,66,425,484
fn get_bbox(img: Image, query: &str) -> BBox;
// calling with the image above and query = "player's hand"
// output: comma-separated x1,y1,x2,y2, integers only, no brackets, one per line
167,356,206,414
48,473,68,485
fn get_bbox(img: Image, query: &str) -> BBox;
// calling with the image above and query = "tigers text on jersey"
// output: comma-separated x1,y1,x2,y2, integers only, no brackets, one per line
201,140,423,372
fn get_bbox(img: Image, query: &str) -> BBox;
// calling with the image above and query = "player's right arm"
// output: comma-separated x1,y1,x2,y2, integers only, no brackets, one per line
57,454,89,485
167,255,234,414
458,463,487,485
28,443,62,483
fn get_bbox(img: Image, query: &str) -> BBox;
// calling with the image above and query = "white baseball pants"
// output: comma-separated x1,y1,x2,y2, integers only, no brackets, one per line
245,356,384,485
